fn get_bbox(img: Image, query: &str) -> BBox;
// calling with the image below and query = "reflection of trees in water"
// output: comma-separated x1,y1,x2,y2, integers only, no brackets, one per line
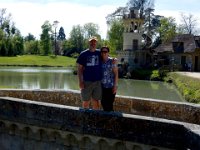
118,79,156,98
39,72,78,90
118,79,151,97
150,81,184,101
22,73,40,89
118,79,184,102
118,79,134,96
0,68,79,90
150,82,159,90
0,72,23,88
63,74,79,90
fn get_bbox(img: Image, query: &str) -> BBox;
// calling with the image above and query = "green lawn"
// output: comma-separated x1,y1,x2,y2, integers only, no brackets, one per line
165,72,200,104
0,55,76,67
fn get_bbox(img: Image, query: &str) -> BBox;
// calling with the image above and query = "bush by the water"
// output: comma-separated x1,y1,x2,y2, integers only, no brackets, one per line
131,69,152,80
131,69,164,81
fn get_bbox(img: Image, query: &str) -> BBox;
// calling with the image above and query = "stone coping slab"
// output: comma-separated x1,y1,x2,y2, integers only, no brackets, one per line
0,89,200,125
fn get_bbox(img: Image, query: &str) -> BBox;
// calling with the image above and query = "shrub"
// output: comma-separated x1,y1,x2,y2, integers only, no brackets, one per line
150,70,161,81
131,69,152,80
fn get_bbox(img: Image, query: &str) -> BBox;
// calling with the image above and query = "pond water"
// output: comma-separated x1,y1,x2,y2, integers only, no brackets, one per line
0,66,185,102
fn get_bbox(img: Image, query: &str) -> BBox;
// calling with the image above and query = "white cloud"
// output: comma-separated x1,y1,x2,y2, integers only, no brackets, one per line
1,0,200,39
1,1,119,39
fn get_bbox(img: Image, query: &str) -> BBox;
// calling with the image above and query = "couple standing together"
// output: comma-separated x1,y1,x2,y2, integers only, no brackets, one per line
76,36,118,111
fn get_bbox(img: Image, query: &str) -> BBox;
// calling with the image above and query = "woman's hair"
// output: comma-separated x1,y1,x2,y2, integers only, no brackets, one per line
100,46,109,52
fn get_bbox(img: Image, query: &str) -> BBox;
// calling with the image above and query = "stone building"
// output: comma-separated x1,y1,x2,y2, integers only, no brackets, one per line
154,34,200,71
117,7,153,77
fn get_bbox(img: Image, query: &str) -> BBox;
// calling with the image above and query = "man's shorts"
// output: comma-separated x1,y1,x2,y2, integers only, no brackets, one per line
81,81,102,101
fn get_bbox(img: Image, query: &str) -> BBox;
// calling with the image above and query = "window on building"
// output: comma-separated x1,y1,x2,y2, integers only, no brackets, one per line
195,40,200,47
132,39,138,50
173,42,184,53
181,56,186,65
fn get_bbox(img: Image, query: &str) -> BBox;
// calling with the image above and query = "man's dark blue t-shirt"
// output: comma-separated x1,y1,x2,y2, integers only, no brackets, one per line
76,49,102,81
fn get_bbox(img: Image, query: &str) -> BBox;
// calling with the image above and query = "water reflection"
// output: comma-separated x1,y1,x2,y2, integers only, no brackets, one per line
0,66,184,102
0,66,77,90
118,79,184,101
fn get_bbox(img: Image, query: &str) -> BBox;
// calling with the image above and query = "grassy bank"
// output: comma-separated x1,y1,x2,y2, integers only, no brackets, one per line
0,55,76,67
165,72,200,103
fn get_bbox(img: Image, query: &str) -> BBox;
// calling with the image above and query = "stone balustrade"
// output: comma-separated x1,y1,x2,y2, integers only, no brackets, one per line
0,89,200,150
0,89,200,124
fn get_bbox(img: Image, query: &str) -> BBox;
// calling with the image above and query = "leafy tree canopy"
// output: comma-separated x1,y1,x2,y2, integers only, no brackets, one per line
157,17,177,43
40,20,52,55
57,27,66,41
24,33,36,41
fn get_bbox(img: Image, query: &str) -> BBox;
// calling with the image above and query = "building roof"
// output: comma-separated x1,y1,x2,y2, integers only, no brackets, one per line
155,34,200,54
155,42,172,53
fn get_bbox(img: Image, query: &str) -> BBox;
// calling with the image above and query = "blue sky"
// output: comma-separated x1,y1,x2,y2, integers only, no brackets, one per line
155,0,200,12
0,0,199,39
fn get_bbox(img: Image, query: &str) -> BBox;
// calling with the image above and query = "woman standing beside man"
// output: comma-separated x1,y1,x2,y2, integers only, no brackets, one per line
100,46,118,112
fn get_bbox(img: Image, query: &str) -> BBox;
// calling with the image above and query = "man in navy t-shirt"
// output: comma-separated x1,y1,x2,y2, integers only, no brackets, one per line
76,36,102,109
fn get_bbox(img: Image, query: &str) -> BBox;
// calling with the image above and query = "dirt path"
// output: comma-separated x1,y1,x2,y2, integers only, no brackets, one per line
176,72,200,79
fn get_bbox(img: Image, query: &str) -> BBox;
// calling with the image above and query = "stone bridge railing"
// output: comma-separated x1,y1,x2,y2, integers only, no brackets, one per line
1,89,200,124
0,89,200,150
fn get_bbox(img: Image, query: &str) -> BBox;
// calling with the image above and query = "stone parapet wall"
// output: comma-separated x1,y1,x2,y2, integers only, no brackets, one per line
0,120,170,150
1,96,200,150
0,89,200,125
116,95,200,125
0,89,81,107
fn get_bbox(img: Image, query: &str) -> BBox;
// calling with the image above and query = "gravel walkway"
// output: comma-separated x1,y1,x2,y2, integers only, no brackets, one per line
176,72,200,79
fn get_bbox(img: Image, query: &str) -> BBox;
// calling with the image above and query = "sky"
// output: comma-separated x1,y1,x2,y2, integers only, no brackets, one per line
0,0,200,39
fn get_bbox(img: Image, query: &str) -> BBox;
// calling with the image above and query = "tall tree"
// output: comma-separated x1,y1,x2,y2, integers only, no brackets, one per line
40,21,52,55
178,13,200,35
143,8,163,35
106,0,154,22
57,27,66,41
0,8,24,56
12,31,24,55
0,29,6,56
107,19,124,53
24,33,39,54
69,25,84,53
106,7,128,26
83,22,101,49
62,39,73,56
157,17,177,43
127,0,154,18
24,40,39,54
0,8,11,29
24,33,35,41
57,27,66,55
0,8,16,38
83,23,99,39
